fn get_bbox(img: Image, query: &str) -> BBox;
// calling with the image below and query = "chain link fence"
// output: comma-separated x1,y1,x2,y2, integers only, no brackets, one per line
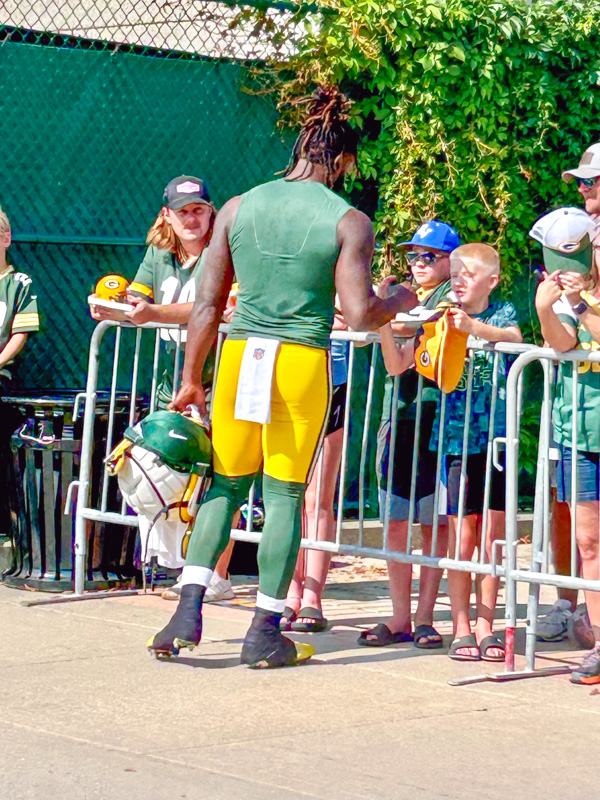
0,0,311,388
3,0,309,59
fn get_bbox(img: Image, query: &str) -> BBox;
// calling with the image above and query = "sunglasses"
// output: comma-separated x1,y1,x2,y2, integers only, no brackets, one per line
576,177,598,188
405,250,445,266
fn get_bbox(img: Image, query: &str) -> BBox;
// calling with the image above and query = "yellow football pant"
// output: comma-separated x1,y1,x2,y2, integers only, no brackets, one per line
186,339,332,600
211,339,330,483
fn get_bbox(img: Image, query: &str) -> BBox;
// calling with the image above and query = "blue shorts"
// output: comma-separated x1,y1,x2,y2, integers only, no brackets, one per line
556,446,600,503
445,452,506,515
378,489,442,525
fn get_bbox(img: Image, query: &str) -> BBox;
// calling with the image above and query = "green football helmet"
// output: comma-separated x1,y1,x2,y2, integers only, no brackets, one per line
124,410,212,473
106,410,211,525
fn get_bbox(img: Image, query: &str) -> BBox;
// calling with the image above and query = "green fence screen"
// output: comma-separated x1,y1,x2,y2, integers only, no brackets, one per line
0,1,380,514
0,1,303,388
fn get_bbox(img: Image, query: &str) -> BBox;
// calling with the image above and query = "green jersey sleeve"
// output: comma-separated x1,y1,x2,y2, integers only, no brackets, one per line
128,246,157,301
11,273,39,334
557,313,577,329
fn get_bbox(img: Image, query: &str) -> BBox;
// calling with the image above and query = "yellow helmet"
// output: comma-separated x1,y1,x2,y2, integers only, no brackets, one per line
95,274,128,302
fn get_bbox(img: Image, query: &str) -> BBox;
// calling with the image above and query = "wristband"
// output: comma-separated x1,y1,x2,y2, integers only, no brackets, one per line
572,299,589,316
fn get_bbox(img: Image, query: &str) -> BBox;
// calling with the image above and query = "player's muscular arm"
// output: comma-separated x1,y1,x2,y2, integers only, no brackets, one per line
0,333,27,368
171,197,239,414
335,210,418,330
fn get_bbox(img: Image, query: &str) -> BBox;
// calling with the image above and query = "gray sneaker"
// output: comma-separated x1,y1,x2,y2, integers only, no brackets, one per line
536,599,572,642
571,646,600,685
161,573,235,603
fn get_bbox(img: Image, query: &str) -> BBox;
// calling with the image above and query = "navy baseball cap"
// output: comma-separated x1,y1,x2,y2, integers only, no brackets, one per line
399,221,460,252
163,176,211,210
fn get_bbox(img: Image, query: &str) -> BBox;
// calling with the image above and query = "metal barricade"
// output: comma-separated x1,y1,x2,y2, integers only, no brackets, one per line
18,319,188,605
495,346,600,684
32,313,551,675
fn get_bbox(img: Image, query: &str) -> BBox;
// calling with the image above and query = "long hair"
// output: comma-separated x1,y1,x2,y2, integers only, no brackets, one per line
285,86,359,188
146,203,217,263
0,206,10,237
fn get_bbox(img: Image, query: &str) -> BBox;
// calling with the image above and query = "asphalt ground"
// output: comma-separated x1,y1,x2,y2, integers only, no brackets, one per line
1,560,598,800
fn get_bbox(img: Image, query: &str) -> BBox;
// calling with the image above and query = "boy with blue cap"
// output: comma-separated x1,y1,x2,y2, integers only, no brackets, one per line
359,220,458,648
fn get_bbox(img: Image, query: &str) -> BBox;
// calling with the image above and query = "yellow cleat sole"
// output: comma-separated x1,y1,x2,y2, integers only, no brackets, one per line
146,635,197,658
295,641,315,662
247,641,315,669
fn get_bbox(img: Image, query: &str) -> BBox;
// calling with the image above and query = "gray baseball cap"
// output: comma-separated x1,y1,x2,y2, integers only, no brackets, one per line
163,176,211,210
562,143,600,182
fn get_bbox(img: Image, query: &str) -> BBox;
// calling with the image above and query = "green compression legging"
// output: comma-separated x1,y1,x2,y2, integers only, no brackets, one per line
186,472,306,600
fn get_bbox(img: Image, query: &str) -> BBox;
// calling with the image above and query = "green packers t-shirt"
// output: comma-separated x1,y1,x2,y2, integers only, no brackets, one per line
227,178,353,349
553,313,600,453
0,267,39,380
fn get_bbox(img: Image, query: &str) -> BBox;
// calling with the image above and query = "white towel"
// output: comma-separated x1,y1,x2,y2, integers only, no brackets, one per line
139,515,187,569
234,337,280,424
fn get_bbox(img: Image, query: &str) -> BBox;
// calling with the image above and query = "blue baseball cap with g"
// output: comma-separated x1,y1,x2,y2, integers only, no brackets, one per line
399,220,460,252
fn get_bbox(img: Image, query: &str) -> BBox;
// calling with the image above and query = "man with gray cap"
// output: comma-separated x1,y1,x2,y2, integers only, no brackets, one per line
563,143,600,220
535,149,600,646
90,175,237,603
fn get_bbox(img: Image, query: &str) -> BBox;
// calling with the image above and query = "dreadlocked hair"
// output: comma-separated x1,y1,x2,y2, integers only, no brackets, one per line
285,86,358,188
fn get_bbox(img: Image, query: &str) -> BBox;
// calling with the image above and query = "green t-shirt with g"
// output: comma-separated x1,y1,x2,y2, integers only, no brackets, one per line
553,313,600,453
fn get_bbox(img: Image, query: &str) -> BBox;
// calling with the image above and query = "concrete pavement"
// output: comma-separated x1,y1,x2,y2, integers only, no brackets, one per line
1,562,598,800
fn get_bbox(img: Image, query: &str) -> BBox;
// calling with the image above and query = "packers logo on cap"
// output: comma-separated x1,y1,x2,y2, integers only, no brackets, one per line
415,308,469,393
95,274,128,302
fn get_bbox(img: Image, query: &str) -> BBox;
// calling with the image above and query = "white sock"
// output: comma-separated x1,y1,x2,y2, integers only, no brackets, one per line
256,591,286,614
181,565,213,587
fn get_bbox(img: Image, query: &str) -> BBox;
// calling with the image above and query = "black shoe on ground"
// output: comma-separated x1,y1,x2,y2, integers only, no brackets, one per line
241,608,314,668
147,584,205,657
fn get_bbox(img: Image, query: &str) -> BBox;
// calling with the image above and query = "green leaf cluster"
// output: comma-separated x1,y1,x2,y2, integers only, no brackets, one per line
267,0,600,340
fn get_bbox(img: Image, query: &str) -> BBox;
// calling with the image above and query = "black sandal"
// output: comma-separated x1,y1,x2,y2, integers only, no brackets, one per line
479,635,505,662
448,634,481,661
414,624,443,650
291,607,328,633
357,624,414,647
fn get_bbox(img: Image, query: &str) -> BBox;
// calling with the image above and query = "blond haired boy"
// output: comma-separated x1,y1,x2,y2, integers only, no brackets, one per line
436,243,522,661
379,243,522,661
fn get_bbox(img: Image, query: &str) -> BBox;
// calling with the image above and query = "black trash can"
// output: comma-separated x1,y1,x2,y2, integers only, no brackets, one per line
2,390,144,591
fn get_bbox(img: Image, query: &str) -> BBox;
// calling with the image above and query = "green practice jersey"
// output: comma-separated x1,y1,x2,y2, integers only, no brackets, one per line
553,313,600,452
129,246,212,404
129,246,207,347
227,178,353,350
0,267,39,379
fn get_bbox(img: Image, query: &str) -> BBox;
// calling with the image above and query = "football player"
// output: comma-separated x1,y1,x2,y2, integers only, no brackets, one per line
148,86,419,667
